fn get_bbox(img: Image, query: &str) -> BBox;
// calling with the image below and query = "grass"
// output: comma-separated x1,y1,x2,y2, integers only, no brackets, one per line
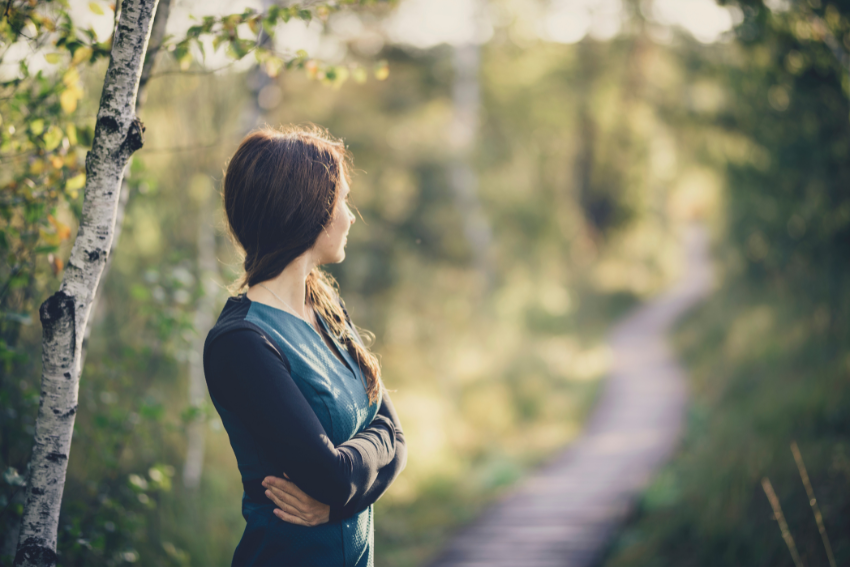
600,277,850,567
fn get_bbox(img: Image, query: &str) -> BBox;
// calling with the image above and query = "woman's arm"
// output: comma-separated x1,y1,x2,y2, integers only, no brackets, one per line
328,302,408,519
265,299,409,523
327,388,407,521
263,389,407,524
204,327,397,509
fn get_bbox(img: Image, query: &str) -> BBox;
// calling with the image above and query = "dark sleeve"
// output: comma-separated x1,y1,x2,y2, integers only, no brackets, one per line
326,302,408,522
328,389,408,522
204,327,397,509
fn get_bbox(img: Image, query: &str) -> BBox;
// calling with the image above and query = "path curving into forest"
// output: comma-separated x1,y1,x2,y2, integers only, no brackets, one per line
429,225,713,567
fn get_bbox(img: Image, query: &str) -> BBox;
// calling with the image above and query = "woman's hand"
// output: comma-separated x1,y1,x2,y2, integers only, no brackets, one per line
262,474,330,527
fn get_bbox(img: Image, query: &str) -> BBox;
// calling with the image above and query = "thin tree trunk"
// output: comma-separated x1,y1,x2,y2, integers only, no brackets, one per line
182,183,218,489
449,41,494,287
182,0,276,490
81,0,172,360
574,40,599,234
14,1,159,565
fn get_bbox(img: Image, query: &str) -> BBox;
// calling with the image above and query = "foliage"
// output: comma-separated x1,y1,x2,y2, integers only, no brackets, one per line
602,279,850,567
602,1,850,565
174,4,392,84
7,0,824,565
719,0,850,291
0,21,693,565
1,3,107,558
0,0,391,563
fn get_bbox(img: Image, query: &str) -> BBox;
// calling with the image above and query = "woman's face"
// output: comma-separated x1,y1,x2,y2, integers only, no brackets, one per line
312,169,355,266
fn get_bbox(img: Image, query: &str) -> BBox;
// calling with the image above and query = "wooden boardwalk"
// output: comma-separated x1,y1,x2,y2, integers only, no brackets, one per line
429,225,713,567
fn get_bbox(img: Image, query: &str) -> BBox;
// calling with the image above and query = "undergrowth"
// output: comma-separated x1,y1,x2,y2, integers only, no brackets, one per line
601,278,850,567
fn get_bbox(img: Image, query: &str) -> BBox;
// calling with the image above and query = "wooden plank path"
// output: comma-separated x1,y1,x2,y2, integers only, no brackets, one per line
429,225,713,567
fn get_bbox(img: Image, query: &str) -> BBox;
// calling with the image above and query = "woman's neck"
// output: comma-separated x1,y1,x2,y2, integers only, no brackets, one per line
247,254,315,320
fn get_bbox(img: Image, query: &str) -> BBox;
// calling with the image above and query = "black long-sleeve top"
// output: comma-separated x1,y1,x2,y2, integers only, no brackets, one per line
203,294,406,566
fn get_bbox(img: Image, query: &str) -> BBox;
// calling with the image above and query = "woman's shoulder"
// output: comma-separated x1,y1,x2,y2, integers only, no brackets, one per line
205,295,274,351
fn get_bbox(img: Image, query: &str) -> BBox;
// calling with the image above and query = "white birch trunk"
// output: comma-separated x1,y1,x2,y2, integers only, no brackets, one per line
182,184,219,489
14,1,159,565
449,40,494,287
81,0,172,360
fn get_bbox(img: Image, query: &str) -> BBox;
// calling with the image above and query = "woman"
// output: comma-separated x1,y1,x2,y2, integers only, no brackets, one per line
203,126,407,567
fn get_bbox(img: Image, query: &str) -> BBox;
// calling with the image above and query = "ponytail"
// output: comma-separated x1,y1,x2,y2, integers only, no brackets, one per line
306,269,382,404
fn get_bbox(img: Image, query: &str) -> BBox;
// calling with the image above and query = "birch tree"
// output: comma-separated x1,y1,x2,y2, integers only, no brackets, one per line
14,0,160,564
81,0,173,361
449,40,494,287
447,0,494,288
3,1,392,562
182,179,219,489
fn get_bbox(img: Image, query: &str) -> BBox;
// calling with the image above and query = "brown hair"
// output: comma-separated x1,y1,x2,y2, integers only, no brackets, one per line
222,126,382,404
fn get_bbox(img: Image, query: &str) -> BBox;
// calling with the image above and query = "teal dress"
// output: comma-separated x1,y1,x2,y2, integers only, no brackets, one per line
204,295,405,567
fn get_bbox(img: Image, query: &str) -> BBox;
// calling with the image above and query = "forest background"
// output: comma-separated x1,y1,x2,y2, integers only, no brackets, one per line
1,0,848,566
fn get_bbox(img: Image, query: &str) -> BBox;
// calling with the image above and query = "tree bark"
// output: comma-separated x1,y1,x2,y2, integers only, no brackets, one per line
81,0,172,360
14,1,160,565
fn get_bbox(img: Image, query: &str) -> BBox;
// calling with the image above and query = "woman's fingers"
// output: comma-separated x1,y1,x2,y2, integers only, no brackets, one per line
263,475,330,526
273,507,311,527
265,487,307,516
264,476,308,505
267,492,324,526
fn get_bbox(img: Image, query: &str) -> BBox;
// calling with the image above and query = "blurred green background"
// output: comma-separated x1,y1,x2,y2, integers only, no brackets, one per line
1,0,848,565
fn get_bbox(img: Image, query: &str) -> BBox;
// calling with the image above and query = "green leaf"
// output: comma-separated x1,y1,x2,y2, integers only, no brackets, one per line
65,173,86,191
173,40,191,69
178,50,193,70
43,125,63,151
229,39,253,59
45,53,61,64
77,125,94,147
66,123,77,146
29,119,45,136
264,56,284,77
89,2,104,15
130,284,151,300
140,400,164,421
128,473,148,491
212,34,225,52
71,46,93,66
180,405,204,423
8,272,28,290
